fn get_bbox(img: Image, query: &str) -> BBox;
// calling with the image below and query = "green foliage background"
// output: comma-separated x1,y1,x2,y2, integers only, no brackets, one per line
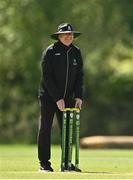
0,0,133,143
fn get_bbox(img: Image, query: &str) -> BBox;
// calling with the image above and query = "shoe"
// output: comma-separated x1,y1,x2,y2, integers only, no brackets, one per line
71,164,82,172
59,164,81,172
39,162,54,172
39,166,53,172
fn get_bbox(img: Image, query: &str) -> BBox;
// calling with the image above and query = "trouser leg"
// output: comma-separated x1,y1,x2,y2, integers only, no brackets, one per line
38,97,55,165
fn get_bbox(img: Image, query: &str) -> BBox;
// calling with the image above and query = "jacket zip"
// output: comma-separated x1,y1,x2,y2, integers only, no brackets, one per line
63,47,72,99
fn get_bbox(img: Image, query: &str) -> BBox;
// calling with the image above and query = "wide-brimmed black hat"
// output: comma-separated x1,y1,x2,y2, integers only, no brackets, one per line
51,23,81,40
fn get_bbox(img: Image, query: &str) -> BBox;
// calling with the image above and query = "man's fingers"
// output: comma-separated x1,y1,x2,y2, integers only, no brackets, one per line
75,101,78,108
75,102,81,109
56,99,65,111
60,101,65,111
75,98,82,109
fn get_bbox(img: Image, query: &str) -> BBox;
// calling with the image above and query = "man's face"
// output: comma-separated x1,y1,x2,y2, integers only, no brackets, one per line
58,33,74,46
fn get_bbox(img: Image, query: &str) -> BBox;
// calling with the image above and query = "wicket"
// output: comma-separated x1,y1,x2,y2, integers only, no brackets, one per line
61,108,80,171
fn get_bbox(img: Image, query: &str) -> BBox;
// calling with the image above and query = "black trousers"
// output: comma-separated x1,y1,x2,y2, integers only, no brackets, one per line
38,95,75,166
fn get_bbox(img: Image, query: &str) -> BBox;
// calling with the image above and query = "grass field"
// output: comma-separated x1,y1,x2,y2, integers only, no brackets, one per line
0,145,133,179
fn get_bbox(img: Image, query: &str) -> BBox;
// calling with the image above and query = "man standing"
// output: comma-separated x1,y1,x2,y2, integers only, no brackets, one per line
38,23,83,172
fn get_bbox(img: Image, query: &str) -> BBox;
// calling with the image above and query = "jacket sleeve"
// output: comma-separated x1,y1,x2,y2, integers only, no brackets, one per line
74,49,84,100
41,50,62,102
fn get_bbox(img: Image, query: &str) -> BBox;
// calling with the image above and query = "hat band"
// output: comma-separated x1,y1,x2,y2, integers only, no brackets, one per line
57,31,73,34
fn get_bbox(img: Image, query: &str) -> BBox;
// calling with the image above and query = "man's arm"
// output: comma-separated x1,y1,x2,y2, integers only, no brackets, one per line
74,49,84,100
42,50,62,102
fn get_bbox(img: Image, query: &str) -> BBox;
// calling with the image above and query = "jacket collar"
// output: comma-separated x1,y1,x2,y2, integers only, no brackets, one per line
55,40,73,51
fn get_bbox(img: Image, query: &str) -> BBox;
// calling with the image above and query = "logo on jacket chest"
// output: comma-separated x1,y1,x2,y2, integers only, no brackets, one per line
55,53,61,56
73,59,77,65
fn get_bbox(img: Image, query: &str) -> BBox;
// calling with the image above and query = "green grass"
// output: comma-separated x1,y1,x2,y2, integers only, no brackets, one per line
0,145,133,179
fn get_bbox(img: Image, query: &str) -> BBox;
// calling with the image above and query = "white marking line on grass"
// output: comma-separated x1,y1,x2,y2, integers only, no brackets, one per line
1,171,133,175
0,179,90,180
1,179,133,180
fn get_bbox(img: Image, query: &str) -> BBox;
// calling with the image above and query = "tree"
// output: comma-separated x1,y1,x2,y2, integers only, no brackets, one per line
0,0,133,143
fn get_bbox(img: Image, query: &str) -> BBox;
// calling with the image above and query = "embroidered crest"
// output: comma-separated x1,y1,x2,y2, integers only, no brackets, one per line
68,25,72,31
73,59,77,65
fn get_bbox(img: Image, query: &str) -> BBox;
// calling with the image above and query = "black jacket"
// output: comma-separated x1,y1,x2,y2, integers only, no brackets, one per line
39,41,83,102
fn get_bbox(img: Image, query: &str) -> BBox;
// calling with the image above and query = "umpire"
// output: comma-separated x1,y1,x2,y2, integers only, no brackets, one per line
38,23,83,172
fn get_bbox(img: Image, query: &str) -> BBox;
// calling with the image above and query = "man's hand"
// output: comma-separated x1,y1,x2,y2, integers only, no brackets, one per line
75,98,82,109
56,99,65,111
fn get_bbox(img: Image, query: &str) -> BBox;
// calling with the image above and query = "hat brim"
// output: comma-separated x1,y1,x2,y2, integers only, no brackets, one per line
51,31,81,40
